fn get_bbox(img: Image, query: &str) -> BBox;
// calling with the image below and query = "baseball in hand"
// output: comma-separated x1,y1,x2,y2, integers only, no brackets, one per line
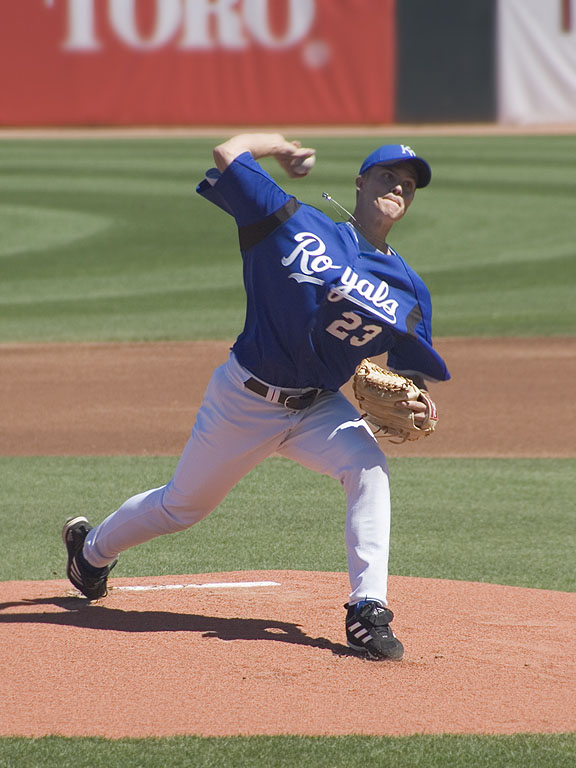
290,154,316,175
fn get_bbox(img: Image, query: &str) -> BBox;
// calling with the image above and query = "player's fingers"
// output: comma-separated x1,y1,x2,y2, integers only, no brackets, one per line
280,144,315,160
276,148,316,178
293,147,316,158
394,400,426,412
394,399,429,426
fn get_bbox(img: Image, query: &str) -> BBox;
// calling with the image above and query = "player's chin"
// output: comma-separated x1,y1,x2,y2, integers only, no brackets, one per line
379,201,406,221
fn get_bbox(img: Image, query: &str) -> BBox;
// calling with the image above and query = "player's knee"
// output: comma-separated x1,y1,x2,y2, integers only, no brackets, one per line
161,485,213,529
338,447,389,491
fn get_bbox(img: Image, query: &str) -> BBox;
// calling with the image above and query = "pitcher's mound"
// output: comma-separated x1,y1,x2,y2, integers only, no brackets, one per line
0,570,574,737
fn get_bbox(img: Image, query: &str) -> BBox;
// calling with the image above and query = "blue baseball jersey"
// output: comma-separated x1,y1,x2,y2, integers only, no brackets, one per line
197,152,450,390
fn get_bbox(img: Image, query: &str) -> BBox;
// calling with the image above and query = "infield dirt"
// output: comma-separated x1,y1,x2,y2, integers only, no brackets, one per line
2,337,575,457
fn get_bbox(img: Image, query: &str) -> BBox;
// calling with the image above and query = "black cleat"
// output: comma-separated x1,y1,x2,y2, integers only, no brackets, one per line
345,600,404,660
62,516,117,600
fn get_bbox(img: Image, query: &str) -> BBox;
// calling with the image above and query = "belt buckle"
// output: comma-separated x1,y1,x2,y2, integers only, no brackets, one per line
283,394,302,411
284,390,317,411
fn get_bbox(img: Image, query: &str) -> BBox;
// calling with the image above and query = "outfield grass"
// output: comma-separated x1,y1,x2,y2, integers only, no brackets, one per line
1,134,574,761
1,135,575,341
1,455,573,591
1,734,575,768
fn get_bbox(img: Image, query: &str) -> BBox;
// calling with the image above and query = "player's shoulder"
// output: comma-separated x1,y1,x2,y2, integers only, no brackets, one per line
283,200,347,236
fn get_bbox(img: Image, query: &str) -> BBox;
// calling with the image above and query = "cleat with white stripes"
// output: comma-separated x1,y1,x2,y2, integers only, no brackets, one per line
345,600,404,660
62,516,117,600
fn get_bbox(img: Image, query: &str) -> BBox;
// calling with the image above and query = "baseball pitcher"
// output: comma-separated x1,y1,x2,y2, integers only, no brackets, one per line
63,134,450,661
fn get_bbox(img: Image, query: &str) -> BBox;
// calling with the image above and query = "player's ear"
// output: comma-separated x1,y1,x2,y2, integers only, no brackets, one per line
355,174,363,193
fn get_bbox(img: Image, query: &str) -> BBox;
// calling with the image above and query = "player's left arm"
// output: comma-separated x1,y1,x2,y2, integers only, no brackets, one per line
213,133,316,178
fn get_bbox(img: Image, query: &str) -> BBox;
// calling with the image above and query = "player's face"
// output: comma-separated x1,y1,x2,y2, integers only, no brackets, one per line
356,163,418,223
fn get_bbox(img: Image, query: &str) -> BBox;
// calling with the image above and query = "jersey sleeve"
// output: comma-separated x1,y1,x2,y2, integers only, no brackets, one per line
383,250,450,382
196,152,292,227
387,333,450,382
386,295,450,382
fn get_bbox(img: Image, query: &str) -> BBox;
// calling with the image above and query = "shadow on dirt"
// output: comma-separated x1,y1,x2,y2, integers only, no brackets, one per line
0,594,354,657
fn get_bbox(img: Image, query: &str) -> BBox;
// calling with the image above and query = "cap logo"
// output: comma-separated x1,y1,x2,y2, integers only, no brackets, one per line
400,145,416,157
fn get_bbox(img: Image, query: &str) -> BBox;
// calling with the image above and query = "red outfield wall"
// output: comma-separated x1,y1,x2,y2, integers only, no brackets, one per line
0,0,396,126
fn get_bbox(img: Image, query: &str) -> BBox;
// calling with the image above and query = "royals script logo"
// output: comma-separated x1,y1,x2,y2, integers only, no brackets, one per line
282,231,398,324
328,267,398,324
43,0,317,51
282,232,341,285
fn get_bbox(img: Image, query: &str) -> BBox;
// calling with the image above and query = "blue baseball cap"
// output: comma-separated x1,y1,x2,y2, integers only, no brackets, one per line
359,144,431,188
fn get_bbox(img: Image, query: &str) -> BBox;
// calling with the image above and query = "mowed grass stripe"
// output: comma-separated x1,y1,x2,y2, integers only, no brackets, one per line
0,456,573,592
0,734,575,768
1,135,575,341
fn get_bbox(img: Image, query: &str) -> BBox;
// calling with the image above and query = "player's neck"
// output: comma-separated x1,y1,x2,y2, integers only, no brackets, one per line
349,215,393,255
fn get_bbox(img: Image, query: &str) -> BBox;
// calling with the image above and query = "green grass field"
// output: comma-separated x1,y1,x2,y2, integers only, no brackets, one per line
1,134,575,341
1,134,574,767
1,734,575,768
1,455,574,591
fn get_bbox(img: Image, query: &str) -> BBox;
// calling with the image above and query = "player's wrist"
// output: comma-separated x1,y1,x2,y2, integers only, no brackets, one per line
213,133,288,171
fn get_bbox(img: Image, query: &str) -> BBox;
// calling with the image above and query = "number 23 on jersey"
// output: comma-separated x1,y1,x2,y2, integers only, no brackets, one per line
326,311,383,347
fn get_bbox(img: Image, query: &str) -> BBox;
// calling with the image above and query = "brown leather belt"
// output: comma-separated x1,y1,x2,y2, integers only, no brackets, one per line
244,378,320,411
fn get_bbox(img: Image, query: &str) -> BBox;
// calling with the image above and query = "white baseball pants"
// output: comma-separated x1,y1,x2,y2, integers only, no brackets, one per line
84,353,392,605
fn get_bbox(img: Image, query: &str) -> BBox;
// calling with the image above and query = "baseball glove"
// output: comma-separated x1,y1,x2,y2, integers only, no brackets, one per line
352,359,438,443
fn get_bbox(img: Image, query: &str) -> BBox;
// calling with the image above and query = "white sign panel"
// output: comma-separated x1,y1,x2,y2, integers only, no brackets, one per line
498,0,576,124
